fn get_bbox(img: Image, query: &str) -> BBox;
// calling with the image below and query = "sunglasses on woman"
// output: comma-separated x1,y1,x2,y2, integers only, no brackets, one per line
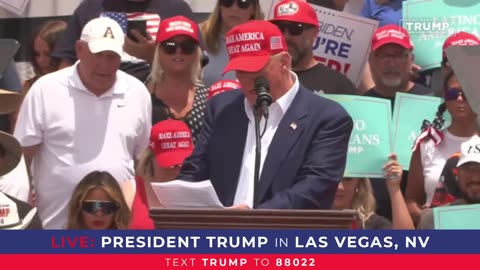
160,40,197,55
444,88,466,101
272,22,313,36
219,0,254,9
81,200,119,216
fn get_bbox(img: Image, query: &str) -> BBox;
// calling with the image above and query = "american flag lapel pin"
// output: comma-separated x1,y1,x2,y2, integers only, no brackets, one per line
290,122,297,130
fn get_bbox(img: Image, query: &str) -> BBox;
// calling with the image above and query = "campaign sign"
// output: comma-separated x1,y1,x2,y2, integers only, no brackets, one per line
323,95,392,178
266,0,379,86
392,93,445,170
434,204,480,229
403,0,480,70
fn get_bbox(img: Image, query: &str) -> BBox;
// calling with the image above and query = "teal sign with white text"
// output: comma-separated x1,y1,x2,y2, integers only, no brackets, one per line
392,93,445,170
403,0,480,70
323,95,392,178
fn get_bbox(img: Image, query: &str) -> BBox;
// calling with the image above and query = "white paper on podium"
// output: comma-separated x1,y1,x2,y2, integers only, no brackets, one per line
446,46,480,127
151,180,224,208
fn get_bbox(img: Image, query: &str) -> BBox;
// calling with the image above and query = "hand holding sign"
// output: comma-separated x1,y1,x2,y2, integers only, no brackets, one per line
383,154,402,183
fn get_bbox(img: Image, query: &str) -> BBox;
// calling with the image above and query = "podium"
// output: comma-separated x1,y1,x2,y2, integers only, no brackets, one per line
146,182,357,229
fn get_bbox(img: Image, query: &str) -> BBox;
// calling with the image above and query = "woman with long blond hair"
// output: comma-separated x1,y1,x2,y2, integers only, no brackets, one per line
66,171,131,230
148,16,208,144
333,154,414,229
200,0,264,87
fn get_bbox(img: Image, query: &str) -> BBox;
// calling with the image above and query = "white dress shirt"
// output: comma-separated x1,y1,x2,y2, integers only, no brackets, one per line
233,72,300,208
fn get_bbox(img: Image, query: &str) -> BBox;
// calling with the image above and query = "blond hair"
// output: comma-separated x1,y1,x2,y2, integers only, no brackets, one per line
149,46,203,87
136,147,156,180
200,0,264,54
351,178,377,229
66,171,131,229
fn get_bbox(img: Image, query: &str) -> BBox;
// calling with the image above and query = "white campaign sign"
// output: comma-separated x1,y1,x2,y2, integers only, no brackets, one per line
266,0,379,86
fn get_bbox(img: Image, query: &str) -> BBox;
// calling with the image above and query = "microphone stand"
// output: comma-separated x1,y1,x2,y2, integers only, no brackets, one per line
253,105,267,209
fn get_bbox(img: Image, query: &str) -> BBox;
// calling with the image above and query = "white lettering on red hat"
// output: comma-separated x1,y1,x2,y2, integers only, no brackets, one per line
166,21,194,33
159,132,173,139
222,81,239,88
225,32,265,44
277,2,299,16
173,131,190,139
452,39,480,46
162,142,177,149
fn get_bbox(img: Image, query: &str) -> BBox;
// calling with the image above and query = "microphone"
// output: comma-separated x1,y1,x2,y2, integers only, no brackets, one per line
254,76,272,118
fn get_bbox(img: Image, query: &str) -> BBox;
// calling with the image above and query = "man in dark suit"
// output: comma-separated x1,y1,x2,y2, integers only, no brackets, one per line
178,20,353,209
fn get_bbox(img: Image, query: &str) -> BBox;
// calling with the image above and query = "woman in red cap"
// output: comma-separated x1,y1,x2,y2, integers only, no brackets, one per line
147,16,208,144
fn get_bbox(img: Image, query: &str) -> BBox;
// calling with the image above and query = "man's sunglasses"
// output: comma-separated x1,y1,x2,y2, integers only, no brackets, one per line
445,88,466,101
81,200,119,216
219,0,254,9
160,40,198,55
272,22,313,36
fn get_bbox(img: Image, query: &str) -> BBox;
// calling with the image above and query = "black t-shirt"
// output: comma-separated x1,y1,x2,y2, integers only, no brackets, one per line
52,0,194,81
364,83,433,109
296,63,357,95
363,83,433,221
2,192,43,230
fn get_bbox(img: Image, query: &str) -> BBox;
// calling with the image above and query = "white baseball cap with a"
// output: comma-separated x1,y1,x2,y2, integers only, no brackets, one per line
0,192,37,229
80,17,124,56
458,136,480,167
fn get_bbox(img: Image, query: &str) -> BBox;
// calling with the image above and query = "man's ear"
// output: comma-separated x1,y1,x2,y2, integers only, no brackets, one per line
75,40,83,58
281,52,292,70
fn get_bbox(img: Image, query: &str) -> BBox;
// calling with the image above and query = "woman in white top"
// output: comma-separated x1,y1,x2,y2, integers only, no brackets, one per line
200,0,264,87
406,71,477,224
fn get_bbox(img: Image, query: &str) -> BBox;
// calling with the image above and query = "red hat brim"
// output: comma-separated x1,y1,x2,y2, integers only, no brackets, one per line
223,54,271,75
155,148,193,168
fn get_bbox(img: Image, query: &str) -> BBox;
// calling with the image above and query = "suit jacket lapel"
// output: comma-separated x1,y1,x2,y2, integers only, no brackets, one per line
221,97,248,204
257,89,308,202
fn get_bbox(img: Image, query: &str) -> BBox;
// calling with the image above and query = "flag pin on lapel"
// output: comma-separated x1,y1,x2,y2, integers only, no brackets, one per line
290,122,297,130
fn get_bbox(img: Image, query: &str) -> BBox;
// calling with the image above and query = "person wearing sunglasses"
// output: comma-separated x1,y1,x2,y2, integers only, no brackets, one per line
148,16,208,144
270,0,357,95
67,171,131,230
200,0,264,88
406,70,477,224
130,120,194,229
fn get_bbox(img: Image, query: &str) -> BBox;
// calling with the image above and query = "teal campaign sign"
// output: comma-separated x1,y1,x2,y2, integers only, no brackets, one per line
392,93,445,170
434,204,480,229
403,0,480,70
323,95,392,178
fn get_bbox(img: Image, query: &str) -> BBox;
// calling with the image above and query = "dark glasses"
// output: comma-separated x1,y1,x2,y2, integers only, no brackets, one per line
160,40,197,55
444,88,466,101
272,22,313,36
220,0,254,9
81,200,119,216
